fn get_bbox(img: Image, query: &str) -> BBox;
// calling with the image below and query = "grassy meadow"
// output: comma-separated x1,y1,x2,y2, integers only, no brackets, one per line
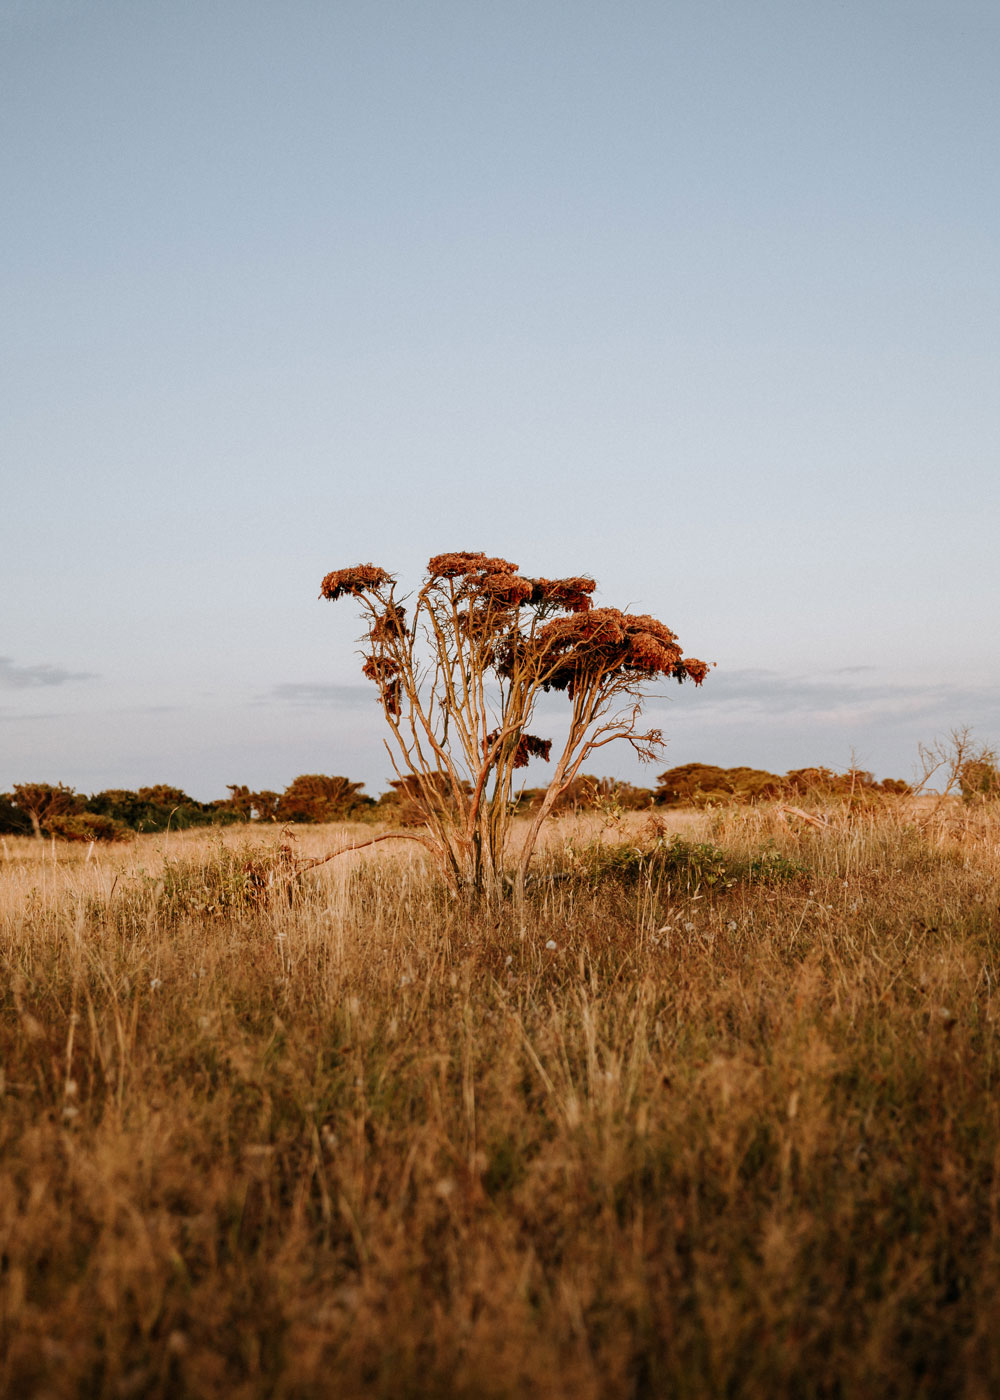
2,799,1000,1398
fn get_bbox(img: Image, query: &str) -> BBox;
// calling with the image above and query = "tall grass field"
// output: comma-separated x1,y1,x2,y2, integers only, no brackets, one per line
2,800,1000,1398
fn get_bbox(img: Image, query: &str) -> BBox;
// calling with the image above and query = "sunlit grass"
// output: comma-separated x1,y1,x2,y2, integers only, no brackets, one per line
2,801,999,1397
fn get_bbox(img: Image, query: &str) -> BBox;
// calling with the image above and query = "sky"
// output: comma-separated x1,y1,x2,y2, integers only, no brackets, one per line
2,0,998,800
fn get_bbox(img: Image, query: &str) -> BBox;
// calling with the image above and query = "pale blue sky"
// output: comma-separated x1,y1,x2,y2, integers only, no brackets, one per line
2,0,998,798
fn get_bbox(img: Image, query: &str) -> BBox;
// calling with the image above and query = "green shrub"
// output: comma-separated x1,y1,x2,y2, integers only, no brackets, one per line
960,755,1000,803
0,793,31,835
563,832,806,893
85,786,234,832
156,842,296,921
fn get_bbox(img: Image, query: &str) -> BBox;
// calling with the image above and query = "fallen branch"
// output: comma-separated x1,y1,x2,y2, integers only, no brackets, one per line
290,830,440,882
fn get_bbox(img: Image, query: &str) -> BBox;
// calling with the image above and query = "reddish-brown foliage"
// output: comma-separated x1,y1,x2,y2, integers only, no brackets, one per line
525,608,704,695
369,606,407,643
361,655,402,716
427,552,518,580
682,657,710,685
528,576,596,613
383,677,402,717
485,730,552,768
361,656,400,683
477,572,534,608
319,564,391,601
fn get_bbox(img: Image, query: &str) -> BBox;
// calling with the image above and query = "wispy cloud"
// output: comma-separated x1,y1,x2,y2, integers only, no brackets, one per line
0,656,98,690
661,667,1000,731
264,682,374,708
263,668,999,737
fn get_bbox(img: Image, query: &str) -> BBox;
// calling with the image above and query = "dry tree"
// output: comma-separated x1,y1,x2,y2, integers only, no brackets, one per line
318,552,707,897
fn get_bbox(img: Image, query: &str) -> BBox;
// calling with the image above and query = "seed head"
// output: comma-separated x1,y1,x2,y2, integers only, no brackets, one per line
528,576,596,613
319,564,392,601
532,609,701,693
427,552,519,580
362,655,400,683
478,572,534,608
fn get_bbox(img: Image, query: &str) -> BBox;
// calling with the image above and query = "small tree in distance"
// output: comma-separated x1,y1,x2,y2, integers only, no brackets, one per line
250,790,281,822
276,774,371,824
11,783,82,839
320,551,707,897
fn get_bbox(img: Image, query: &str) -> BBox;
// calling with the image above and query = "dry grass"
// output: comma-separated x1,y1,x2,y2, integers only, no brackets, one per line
2,801,1000,1398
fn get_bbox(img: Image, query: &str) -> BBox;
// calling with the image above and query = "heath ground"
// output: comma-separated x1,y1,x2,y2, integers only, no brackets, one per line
2,798,1000,1399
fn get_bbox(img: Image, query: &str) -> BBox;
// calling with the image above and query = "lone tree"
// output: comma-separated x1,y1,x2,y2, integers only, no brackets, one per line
10,782,82,839
276,774,370,824
320,552,707,896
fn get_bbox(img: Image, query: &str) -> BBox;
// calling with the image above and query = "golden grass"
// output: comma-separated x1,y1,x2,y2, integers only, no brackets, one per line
2,802,1000,1398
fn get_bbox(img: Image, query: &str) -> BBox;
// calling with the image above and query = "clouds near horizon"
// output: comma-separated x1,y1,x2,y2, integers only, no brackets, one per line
0,656,98,690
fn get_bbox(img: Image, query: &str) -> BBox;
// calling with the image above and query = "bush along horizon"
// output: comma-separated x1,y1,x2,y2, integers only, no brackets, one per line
653,762,912,808
319,551,708,898
0,778,380,839
0,761,935,843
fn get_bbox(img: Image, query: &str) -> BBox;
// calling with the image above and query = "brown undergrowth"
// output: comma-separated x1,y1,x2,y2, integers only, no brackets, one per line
2,802,1000,1398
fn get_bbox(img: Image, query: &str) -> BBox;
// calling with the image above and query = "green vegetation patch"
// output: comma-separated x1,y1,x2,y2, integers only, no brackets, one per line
157,842,297,921
564,832,808,893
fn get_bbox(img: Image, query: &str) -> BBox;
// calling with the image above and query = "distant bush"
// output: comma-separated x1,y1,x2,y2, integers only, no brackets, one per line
377,773,472,827
511,775,653,817
655,764,782,807
959,754,1000,804
0,793,32,835
46,812,131,843
249,790,281,820
782,768,910,801
5,777,373,834
86,790,152,827
275,775,373,824
220,785,282,821
86,786,240,833
655,763,910,808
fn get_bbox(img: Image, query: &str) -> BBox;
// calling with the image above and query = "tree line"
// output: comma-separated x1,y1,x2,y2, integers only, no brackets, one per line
0,761,947,842
0,775,374,841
